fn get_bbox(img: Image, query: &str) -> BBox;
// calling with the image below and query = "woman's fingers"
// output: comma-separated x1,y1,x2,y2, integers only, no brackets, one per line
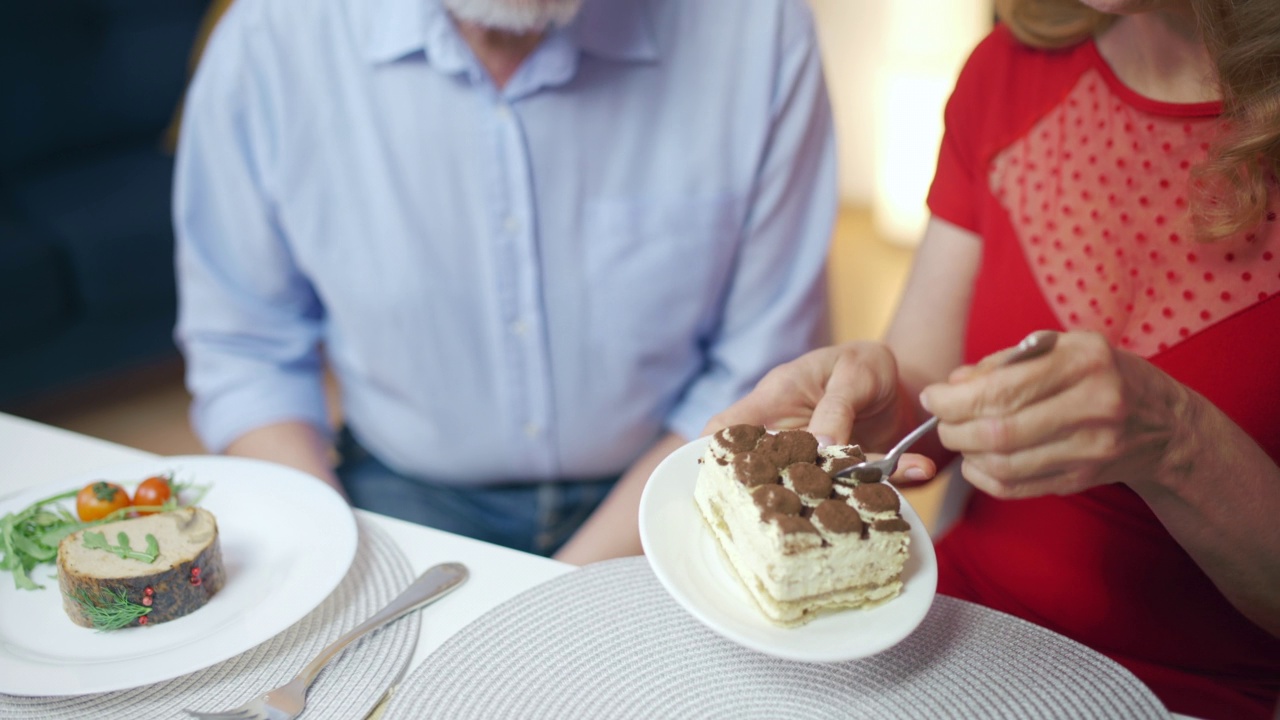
949,329,1059,381
926,357,1072,421
704,377,803,435
924,333,1115,424
959,457,1078,499
928,333,1181,498
935,376,1122,453
703,346,838,435
955,426,1123,495
807,348,886,445
705,341,903,453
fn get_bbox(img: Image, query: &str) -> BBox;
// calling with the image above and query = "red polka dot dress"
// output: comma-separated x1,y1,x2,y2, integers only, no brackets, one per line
926,25,1280,719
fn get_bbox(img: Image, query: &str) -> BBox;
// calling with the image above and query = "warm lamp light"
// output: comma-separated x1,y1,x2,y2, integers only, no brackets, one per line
872,69,953,245
868,2,990,246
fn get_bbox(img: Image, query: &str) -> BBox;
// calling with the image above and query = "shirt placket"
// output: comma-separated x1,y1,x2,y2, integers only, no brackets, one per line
492,99,558,478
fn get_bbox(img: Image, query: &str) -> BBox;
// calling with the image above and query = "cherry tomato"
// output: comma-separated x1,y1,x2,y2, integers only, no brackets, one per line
76,481,132,522
132,476,173,515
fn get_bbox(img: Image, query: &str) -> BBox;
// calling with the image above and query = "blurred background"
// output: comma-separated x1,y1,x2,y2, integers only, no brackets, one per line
1,0,991,520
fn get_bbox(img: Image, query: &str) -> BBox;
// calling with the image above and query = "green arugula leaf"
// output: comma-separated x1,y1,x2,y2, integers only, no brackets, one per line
83,531,160,563
1,481,203,590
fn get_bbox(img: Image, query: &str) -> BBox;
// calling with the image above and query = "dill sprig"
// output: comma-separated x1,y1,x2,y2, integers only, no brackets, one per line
72,587,151,631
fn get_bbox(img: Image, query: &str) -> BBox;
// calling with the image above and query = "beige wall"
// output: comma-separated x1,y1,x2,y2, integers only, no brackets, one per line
808,0,991,241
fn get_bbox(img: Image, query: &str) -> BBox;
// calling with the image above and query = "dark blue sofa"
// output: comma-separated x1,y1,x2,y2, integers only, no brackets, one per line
0,0,211,408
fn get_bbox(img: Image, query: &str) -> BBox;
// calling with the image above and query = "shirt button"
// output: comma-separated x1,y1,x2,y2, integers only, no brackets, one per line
523,422,541,438
503,216,521,234
496,103,513,120
510,320,527,337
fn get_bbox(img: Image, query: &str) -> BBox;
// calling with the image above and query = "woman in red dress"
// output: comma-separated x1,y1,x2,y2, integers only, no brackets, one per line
710,0,1280,716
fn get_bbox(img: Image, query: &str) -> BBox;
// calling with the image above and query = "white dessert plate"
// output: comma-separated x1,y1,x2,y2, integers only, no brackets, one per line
640,436,938,663
0,455,358,696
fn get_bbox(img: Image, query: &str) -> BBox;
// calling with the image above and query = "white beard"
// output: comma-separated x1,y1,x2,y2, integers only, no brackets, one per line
441,0,586,33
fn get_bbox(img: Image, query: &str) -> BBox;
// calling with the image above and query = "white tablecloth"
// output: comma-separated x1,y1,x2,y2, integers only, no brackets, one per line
0,413,1188,717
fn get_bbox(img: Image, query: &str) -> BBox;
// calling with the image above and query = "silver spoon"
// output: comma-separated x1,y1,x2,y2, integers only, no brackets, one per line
833,330,1059,483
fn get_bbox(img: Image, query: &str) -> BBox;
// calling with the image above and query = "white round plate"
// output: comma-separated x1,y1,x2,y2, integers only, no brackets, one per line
0,455,357,696
639,436,937,663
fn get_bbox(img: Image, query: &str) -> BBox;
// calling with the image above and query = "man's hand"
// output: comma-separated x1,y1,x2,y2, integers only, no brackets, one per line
224,420,349,500
552,433,688,565
704,341,936,483
705,342,898,443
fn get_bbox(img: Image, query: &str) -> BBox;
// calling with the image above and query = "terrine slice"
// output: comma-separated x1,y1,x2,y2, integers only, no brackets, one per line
57,507,225,629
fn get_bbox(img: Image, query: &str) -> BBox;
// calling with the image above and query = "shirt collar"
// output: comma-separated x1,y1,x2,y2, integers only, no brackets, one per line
570,0,659,63
365,0,658,67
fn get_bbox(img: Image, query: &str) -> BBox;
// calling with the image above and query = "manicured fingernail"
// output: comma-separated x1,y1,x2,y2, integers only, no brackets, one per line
905,467,928,480
813,435,837,448
918,392,932,413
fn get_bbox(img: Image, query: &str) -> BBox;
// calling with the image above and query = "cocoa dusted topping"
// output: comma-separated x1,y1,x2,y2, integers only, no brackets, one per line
813,500,864,535
821,444,866,472
824,455,862,480
753,485,802,516
756,429,819,468
872,518,911,533
785,463,833,502
752,434,783,466
852,483,900,514
763,512,820,536
777,429,820,465
713,424,767,454
731,452,779,488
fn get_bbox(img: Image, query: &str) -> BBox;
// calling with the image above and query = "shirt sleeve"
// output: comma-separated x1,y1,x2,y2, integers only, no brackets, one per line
173,5,331,453
664,0,837,441
926,25,1014,234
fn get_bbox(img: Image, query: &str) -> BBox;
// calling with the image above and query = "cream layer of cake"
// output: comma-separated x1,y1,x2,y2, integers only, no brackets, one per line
694,425,911,627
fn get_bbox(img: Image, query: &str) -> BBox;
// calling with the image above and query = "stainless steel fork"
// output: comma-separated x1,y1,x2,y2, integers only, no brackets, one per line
186,562,469,720
833,330,1059,484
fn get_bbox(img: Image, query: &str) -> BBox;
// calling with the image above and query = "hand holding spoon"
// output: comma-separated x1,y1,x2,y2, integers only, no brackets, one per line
832,330,1059,483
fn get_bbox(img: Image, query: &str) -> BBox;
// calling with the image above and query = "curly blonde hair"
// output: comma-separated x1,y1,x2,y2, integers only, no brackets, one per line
994,0,1280,242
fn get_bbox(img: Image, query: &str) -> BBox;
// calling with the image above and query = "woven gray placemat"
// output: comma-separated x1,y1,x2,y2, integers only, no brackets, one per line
385,556,1169,719
0,516,417,720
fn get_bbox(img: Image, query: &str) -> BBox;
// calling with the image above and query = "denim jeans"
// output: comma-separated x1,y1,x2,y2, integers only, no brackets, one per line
336,430,618,557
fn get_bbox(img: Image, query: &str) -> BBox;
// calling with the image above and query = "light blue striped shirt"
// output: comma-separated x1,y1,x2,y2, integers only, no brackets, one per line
175,0,836,484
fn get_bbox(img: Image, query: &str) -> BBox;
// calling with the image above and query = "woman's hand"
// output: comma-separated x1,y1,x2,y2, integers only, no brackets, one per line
925,330,1280,633
705,340,936,482
920,331,1186,498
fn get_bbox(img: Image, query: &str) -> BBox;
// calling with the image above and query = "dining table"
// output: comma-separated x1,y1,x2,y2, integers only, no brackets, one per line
0,411,1187,719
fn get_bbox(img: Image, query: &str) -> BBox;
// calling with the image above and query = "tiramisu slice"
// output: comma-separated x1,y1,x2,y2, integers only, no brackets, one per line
694,425,911,626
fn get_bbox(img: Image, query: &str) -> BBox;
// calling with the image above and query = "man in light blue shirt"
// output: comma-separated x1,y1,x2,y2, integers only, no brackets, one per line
175,0,836,563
